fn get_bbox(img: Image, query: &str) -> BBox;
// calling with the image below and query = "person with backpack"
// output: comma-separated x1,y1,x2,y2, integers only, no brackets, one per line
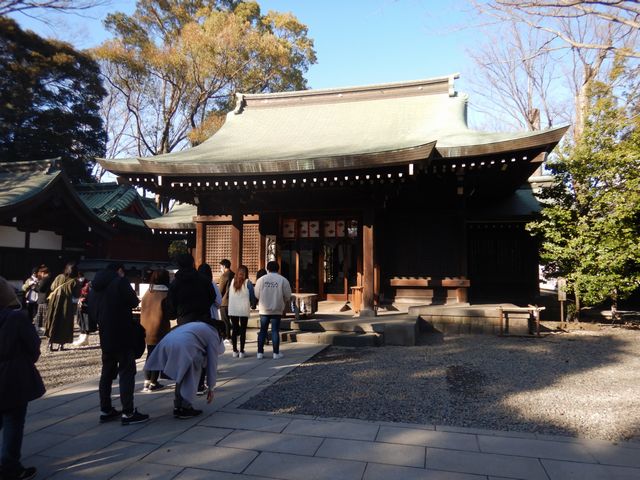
88,263,149,426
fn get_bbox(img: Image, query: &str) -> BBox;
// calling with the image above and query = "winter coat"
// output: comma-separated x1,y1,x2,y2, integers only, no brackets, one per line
88,269,139,354
209,281,222,321
218,270,235,307
145,322,224,405
0,307,45,411
22,275,39,304
44,274,77,344
255,272,292,316
167,268,215,324
140,285,171,346
37,274,53,305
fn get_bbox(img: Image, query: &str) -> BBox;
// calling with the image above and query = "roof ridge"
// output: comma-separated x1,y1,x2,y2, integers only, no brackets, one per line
236,74,460,111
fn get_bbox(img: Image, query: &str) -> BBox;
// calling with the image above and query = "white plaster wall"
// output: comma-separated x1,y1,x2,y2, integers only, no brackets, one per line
0,226,25,248
30,230,63,250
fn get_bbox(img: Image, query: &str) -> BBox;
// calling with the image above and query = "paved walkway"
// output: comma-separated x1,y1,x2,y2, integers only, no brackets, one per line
20,342,640,480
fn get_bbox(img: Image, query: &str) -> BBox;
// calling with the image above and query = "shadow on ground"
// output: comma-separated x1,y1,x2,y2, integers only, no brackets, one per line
240,328,640,441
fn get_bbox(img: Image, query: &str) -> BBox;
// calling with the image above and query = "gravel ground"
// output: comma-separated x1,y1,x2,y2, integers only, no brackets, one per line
36,333,103,391
241,326,640,442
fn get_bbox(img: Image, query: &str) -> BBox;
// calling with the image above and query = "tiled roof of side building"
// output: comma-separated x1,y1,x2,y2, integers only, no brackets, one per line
0,160,61,211
75,183,161,222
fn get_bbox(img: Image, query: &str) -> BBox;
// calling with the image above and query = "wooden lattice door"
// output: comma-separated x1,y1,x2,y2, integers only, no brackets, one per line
205,224,232,268
242,222,260,281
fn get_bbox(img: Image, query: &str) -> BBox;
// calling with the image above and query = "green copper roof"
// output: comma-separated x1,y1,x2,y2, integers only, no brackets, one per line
144,202,196,230
75,183,161,224
0,161,61,210
99,75,568,177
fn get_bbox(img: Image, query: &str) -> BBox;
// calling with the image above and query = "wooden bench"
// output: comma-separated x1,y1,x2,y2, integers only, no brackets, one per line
390,277,470,304
285,293,319,319
498,305,545,337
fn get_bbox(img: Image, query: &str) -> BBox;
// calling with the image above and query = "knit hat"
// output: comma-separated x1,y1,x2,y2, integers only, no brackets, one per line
0,276,20,308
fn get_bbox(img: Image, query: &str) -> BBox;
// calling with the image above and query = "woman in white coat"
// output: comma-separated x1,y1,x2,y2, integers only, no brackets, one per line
227,265,255,358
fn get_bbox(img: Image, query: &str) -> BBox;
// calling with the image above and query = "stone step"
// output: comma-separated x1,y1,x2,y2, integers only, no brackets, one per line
281,330,382,347
247,317,293,330
290,318,384,333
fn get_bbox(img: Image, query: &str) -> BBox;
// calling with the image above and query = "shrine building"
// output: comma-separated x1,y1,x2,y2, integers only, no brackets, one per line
98,75,568,315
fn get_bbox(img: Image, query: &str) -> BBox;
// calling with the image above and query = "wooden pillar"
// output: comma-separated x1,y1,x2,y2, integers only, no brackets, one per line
230,212,242,272
194,221,206,269
360,208,376,317
456,174,468,278
259,232,266,271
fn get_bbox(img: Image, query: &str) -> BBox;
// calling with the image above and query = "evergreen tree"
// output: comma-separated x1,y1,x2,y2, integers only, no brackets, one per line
529,62,640,315
0,17,106,182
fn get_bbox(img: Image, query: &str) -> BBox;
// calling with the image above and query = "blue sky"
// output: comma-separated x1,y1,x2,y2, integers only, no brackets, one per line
13,0,478,92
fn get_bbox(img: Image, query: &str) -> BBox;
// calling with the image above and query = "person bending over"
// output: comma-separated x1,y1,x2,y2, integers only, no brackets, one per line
145,321,224,418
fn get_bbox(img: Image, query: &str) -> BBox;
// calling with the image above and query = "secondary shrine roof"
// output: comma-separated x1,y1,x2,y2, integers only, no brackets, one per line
98,75,568,177
75,183,161,227
0,160,112,235
144,202,196,230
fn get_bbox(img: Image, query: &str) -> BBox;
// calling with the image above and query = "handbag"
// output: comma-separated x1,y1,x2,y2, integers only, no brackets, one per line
133,322,146,359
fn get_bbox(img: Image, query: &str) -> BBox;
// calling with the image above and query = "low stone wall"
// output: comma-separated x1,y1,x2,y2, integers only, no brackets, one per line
410,304,532,335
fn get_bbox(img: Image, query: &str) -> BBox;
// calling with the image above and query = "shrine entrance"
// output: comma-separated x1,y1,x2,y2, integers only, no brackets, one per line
279,218,359,300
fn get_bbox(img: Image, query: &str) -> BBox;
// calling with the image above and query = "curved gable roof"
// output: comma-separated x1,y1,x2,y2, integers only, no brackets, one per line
0,160,113,236
99,75,568,177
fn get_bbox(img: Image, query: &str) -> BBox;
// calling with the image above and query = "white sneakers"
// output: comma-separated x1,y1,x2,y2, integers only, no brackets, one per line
232,351,239,358
72,334,89,347
257,352,283,359
239,352,245,358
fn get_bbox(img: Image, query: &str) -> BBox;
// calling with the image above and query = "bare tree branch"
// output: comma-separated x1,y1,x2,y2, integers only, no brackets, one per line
492,1,640,30
0,0,110,17
482,0,640,57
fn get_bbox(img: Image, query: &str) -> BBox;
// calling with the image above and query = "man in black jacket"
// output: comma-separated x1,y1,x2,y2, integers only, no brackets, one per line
168,254,216,325
0,276,44,480
88,263,149,426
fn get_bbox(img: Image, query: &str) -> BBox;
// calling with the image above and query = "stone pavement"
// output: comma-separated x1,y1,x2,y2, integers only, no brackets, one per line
17,342,640,480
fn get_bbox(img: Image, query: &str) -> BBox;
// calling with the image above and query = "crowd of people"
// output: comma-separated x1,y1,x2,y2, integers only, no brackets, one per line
1,255,292,480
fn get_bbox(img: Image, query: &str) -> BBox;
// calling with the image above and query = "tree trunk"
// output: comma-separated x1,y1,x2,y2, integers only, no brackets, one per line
574,284,581,322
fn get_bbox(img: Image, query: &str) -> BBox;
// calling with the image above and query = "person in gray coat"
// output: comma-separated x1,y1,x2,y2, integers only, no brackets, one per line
145,321,225,418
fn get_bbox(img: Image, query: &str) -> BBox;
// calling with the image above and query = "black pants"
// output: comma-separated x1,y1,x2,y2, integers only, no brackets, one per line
174,381,193,409
219,306,232,338
26,302,37,324
1,403,27,475
230,316,248,353
143,344,160,384
99,350,136,415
